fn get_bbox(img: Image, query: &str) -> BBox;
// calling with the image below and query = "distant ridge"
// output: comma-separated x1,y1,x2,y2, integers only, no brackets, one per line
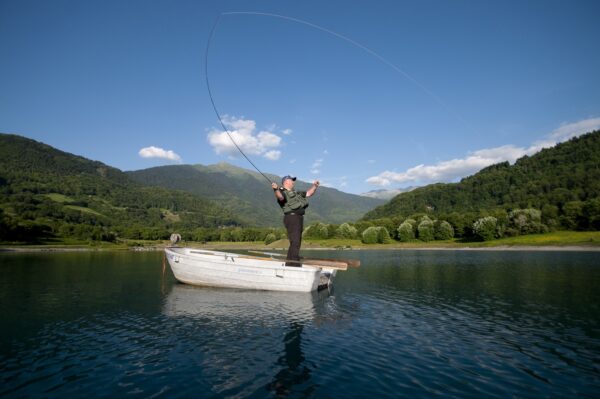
127,162,385,227
360,187,417,200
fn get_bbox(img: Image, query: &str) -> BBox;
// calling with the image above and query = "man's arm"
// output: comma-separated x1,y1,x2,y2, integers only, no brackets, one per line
306,180,320,197
272,182,284,201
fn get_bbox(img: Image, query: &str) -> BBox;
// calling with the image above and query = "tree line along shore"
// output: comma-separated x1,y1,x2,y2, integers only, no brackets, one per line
2,229,599,252
1,131,599,247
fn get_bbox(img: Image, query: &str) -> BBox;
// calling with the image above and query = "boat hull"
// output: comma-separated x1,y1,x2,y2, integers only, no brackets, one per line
165,247,323,292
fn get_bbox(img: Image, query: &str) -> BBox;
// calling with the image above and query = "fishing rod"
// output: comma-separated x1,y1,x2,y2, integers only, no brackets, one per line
205,14,275,185
204,12,471,184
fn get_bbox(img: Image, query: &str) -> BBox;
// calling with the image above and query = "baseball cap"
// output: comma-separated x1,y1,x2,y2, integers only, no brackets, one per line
281,175,297,184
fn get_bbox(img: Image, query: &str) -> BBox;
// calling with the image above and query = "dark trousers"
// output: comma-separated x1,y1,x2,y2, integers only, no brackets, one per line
283,214,303,266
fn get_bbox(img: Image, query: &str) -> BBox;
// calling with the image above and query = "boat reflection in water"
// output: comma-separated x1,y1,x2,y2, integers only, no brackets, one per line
162,283,342,396
162,283,331,324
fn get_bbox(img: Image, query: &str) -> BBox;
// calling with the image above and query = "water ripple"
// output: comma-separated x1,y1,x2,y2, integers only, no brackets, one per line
1,250,599,397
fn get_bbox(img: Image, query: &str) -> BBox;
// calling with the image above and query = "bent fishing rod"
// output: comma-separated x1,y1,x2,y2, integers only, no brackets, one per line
204,12,471,186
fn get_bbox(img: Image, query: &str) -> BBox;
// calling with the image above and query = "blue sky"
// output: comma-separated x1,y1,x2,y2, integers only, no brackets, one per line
1,0,599,194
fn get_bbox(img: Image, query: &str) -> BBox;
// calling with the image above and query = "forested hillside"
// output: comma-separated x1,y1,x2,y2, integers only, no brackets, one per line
362,131,600,233
127,162,384,227
0,134,239,242
0,133,383,244
3,130,597,245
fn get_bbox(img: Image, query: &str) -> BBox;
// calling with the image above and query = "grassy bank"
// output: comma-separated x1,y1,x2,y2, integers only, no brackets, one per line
463,230,600,247
2,231,599,252
298,231,600,249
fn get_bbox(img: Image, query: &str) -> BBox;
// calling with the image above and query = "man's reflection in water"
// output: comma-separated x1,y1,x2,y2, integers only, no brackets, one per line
266,322,314,398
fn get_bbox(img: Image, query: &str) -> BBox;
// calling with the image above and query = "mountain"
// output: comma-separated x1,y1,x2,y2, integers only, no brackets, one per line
0,133,240,241
360,187,417,200
362,130,600,224
127,163,385,227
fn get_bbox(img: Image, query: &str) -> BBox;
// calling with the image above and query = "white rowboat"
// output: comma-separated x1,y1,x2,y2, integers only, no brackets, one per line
164,247,350,292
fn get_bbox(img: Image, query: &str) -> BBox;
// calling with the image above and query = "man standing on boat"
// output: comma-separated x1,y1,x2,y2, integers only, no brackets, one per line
272,176,319,266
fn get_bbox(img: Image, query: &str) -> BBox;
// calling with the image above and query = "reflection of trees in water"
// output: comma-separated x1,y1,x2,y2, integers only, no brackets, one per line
266,322,314,398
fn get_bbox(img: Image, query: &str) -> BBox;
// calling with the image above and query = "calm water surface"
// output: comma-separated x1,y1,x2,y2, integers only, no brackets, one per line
0,250,599,398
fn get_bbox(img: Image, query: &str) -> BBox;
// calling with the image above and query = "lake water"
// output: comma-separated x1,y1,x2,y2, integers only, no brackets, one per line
0,249,598,398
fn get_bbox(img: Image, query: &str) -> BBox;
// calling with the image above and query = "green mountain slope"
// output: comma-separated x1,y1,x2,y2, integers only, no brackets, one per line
0,133,239,241
363,130,600,223
127,162,385,227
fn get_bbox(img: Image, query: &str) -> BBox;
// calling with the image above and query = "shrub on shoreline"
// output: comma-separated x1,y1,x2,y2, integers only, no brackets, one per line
473,216,498,241
336,223,358,239
398,221,414,241
434,220,454,240
418,219,435,242
361,226,391,244
264,233,277,245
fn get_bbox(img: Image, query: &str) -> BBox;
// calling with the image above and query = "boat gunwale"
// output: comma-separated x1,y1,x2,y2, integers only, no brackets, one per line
165,247,322,273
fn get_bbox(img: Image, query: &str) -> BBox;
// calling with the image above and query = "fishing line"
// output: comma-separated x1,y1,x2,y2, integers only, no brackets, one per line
205,11,470,185
205,14,274,185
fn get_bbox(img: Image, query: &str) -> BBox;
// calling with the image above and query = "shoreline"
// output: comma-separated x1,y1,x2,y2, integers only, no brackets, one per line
279,245,600,252
2,244,600,253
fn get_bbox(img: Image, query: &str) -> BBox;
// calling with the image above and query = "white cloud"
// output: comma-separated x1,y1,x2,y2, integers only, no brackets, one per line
366,117,600,187
207,116,285,160
258,131,281,148
365,174,393,186
289,159,297,164
138,146,182,162
264,150,281,160
308,175,348,190
529,117,600,153
310,158,323,174
282,128,292,136
323,149,329,155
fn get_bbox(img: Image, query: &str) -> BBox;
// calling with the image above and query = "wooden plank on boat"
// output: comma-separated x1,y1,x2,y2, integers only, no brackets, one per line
247,250,359,269
297,259,348,270
304,257,360,268
237,255,348,270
